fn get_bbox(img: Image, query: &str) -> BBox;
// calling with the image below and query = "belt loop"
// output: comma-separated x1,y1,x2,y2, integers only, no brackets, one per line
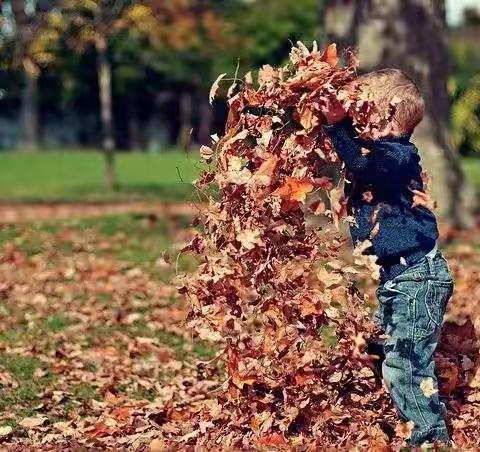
426,252,435,276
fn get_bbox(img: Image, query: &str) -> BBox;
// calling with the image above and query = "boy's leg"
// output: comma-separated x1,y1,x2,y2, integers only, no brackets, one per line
377,257,453,445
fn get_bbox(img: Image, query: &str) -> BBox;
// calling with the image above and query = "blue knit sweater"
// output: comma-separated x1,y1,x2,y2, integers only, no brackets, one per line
324,120,439,282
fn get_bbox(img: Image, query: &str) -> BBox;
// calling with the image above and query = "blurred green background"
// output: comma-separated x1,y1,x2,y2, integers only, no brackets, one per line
0,0,478,210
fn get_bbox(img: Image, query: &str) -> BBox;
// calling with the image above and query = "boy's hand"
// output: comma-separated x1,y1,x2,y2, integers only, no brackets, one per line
320,97,348,125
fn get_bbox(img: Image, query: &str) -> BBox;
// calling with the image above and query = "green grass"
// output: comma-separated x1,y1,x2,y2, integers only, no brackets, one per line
0,354,41,381
0,150,200,202
45,314,75,333
0,150,476,203
462,157,480,190
71,383,99,401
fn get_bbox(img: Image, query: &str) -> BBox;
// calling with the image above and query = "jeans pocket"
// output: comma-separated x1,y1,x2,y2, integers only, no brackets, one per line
420,280,454,336
377,282,413,332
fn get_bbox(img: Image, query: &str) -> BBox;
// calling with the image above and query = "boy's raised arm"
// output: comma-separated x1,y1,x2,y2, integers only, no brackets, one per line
324,121,369,172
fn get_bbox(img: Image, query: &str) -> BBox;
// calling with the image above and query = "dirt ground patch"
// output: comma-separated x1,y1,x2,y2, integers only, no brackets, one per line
0,202,199,224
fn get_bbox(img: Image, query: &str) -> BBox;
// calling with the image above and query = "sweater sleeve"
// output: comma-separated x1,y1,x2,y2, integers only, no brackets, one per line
323,121,369,172
324,122,416,181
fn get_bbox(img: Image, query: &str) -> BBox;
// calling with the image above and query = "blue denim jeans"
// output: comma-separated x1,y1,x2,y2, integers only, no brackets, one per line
376,249,454,446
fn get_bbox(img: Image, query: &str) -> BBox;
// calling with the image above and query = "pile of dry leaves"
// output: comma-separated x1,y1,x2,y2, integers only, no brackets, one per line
172,43,480,449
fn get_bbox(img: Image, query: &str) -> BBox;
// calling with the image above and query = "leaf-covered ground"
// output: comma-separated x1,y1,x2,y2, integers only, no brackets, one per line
0,211,480,448
0,212,219,448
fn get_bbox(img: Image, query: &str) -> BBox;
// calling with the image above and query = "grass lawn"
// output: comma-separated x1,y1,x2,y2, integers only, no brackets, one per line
0,150,200,202
0,213,214,436
0,150,478,203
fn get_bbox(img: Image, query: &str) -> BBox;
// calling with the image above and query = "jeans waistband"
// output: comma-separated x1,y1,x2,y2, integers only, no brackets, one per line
380,243,439,283
382,247,452,285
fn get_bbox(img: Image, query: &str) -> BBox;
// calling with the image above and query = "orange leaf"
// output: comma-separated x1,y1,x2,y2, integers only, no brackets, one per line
227,350,256,389
411,189,436,211
258,432,287,447
272,177,314,203
250,154,278,186
309,200,326,215
299,106,319,131
321,43,338,67
294,370,316,385
300,298,321,317
88,422,115,438
111,406,133,421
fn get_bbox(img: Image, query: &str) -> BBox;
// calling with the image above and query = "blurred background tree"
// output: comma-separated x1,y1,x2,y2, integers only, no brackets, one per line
0,0,61,151
58,0,164,190
323,0,476,227
144,0,236,149
450,9,480,156
0,0,478,217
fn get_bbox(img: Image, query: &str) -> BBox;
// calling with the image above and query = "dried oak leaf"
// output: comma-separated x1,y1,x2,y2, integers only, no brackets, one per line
250,154,279,187
412,189,436,211
321,43,339,67
420,377,438,398
272,177,314,203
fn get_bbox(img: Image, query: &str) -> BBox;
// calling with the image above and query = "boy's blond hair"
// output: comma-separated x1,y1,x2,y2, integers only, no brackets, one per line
356,69,425,135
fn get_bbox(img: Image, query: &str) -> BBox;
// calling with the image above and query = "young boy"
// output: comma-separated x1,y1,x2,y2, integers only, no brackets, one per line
323,69,454,447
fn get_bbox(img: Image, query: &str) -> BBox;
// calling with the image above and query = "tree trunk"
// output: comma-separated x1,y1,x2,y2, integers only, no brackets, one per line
177,90,193,151
12,0,40,151
127,99,141,151
95,38,117,191
323,0,475,228
21,71,40,151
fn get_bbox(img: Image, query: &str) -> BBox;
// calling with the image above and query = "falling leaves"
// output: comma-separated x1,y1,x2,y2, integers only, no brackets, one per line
225,156,252,185
250,154,278,186
2,40,480,450
411,189,436,211
209,72,228,104
321,43,339,67
420,377,438,398
180,41,395,449
272,177,314,203
395,421,414,440
317,267,343,288
236,228,263,250
200,145,214,162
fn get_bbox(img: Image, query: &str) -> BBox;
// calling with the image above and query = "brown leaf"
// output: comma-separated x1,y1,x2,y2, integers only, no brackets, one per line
321,43,339,67
420,377,438,398
250,154,278,186
19,416,48,429
209,72,227,104
411,189,436,211
309,200,326,215
272,177,314,203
